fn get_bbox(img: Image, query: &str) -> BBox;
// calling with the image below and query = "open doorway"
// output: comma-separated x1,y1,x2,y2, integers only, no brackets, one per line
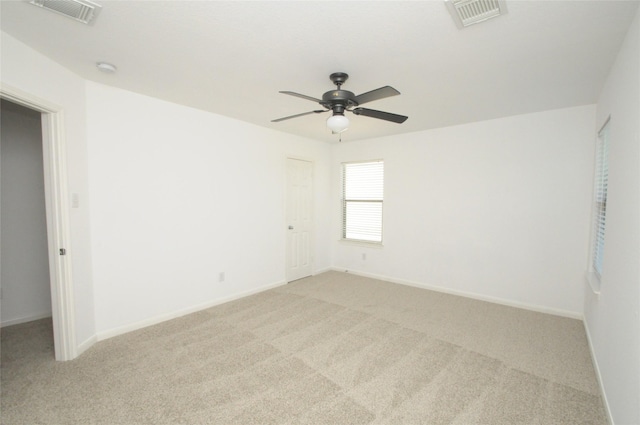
1,100,53,337
0,86,76,361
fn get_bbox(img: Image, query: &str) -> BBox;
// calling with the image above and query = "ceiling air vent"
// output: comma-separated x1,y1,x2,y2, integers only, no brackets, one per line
29,0,102,25
445,0,507,29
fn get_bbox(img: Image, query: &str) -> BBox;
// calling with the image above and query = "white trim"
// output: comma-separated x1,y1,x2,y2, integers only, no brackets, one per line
583,320,613,425
0,84,78,361
96,280,287,341
585,271,602,295
76,335,98,357
0,312,53,328
330,267,583,319
597,115,612,135
313,267,333,275
338,239,384,249
0,83,62,112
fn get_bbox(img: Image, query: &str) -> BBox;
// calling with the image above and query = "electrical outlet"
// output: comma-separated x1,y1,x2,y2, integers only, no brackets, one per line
362,253,367,260
218,272,225,282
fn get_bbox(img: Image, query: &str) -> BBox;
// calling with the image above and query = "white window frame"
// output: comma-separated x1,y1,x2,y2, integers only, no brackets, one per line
341,160,384,244
587,117,610,294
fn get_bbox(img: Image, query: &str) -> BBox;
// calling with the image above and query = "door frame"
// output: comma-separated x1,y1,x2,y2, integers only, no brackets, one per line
1,84,77,361
285,156,314,283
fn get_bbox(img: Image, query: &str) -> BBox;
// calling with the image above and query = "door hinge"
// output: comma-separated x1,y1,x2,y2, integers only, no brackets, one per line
59,248,66,255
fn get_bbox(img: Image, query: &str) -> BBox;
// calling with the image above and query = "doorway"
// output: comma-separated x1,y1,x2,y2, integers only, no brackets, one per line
285,158,313,282
0,86,76,361
1,100,52,331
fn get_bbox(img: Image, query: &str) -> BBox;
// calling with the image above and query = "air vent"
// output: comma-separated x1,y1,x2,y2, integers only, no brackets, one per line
29,0,101,25
445,0,507,29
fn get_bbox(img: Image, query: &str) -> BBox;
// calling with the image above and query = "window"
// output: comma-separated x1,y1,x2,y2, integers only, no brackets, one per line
342,160,384,243
591,118,610,278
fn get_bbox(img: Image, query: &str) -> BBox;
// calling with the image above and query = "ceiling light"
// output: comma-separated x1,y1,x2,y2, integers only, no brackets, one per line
327,114,349,133
96,62,117,73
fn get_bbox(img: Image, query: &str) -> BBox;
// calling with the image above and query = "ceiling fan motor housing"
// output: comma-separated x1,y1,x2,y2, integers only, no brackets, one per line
322,72,358,115
321,90,358,114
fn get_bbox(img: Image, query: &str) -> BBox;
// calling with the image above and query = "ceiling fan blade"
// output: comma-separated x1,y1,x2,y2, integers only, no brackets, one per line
271,110,326,123
279,91,322,103
352,108,408,124
354,86,400,105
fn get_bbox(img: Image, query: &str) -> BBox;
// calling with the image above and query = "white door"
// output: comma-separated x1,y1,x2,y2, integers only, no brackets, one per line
286,158,313,282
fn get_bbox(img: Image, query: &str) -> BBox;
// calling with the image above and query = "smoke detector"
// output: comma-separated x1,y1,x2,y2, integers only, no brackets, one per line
96,62,117,73
29,0,102,25
445,0,507,29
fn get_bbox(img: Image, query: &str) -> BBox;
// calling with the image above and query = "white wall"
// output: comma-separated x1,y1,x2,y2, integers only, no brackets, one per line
331,105,595,316
1,25,634,401
85,82,331,336
0,32,96,347
0,32,332,349
585,7,640,425
0,100,52,326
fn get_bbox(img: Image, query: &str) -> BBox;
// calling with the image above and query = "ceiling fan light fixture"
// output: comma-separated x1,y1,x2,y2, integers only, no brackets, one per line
327,114,349,133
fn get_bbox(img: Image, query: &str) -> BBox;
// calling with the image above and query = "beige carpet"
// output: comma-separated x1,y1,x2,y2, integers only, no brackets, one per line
1,271,606,424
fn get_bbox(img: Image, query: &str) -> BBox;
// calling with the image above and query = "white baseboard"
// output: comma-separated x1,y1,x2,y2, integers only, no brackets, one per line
0,311,52,328
313,266,333,275
329,267,583,320
96,280,287,342
76,335,97,357
583,320,613,425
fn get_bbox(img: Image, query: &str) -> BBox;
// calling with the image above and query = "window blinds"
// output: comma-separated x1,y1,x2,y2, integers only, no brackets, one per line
592,120,610,276
342,161,384,242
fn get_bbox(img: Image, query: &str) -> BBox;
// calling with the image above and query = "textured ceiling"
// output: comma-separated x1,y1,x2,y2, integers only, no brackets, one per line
1,0,638,143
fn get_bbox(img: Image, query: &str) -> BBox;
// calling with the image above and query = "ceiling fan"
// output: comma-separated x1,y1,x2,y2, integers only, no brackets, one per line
272,72,408,133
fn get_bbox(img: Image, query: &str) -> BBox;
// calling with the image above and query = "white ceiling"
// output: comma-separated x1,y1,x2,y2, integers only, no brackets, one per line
1,0,638,143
